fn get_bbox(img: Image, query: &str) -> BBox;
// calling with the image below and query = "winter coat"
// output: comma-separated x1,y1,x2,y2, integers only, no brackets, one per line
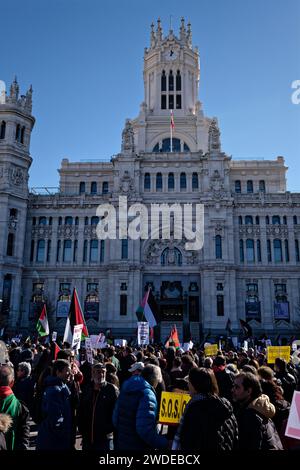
13,376,35,415
36,376,72,450
112,375,168,451
179,394,239,451
235,394,283,450
0,387,30,450
0,413,13,450
78,382,119,450
213,366,235,401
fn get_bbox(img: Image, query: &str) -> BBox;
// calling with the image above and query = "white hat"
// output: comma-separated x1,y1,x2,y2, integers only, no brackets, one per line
128,361,144,372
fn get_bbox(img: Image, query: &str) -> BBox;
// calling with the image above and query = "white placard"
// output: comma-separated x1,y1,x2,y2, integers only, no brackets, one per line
84,337,93,364
243,340,248,351
52,331,57,342
72,324,83,350
183,341,194,352
266,339,272,346
114,339,127,347
137,322,149,346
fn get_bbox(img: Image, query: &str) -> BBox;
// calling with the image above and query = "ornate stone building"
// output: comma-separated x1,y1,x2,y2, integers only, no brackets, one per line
0,19,300,341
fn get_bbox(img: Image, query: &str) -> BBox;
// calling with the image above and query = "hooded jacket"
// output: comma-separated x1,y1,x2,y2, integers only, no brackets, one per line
235,394,283,450
179,394,239,451
113,375,168,450
0,414,13,450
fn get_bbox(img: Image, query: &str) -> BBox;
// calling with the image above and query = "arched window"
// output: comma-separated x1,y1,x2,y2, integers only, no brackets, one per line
39,216,47,225
161,70,166,91
56,240,61,262
90,239,98,262
274,239,283,262
267,239,272,262
215,235,222,259
168,70,174,91
73,239,78,262
180,172,186,190
91,182,97,194
235,180,241,193
245,216,253,225
272,215,280,225
83,240,88,262
121,239,128,259
259,180,266,192
283,216,287,225
176,70,181,91
63,239,72,262
49,217,53,226
102,181,109,194
168,173,175,191
295,240,300,262
161,247,182,265
247,180,253,193
65,216,73,225
30,240,35,262
36,239,45,262
293,215,298,225
91,216,99,225
100,240,105,262
266,216,270,225
84,216,89,226
240,239,244,263
15,124,21,142
152,138,189,153
47,240,51,262
20,126,25,144
156,173,162,191
6,233,14,256
255,216,260,225
238,216,243,225
0,121,6,139
257,239,262,262
246,239,255,262
284,239,289,262
144,173,151,191
79,182,85,194
192,173,198,190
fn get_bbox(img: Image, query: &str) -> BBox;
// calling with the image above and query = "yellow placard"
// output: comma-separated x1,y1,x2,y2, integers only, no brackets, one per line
267,346,291,364
205,344,218,356
159,391,191,425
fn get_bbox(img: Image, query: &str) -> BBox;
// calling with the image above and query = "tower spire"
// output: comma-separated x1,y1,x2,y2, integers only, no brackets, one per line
10,76,19,102
156,18,163,43
150,22,156,48
180,17,186,42
187,21,192,48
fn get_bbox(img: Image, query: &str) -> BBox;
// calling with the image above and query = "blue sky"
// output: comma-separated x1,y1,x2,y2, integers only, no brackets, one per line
1,0,300,191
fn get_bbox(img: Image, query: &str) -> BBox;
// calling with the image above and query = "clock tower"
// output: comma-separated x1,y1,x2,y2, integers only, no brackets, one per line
130,18,212,154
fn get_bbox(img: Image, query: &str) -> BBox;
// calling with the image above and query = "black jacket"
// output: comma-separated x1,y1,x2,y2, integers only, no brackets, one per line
179,394,238,451
78,382,119,450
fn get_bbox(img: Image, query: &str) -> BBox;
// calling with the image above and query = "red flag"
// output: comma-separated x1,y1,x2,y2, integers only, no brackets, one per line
63,288,89,345
170,110,175,129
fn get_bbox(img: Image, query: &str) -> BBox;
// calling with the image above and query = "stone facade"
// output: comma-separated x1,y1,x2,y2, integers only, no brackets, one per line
0,19,300,341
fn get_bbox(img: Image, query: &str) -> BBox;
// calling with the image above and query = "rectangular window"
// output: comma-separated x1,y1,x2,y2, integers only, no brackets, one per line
176,94,181,109
47,240,51,263
121,239,128,259
73,240,78,262
56,240,61,262
296,240,300,262
217,295,224,316
120,294,127,316
161,95,166,109
168,95,174,109
267,239,272,262
83,240,88,262
100,240,105,262
30,240,35,262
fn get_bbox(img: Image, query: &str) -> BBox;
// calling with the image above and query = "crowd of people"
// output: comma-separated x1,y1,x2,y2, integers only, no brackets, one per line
0,336,300,451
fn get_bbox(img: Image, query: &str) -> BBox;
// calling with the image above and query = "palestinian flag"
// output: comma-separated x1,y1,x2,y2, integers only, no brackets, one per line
63,288,89,345
36,304,49,337
165,324,180,348
51,342,61,360
136,288,158,328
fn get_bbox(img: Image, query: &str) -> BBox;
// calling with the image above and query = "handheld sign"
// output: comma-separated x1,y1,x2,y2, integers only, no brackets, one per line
159,391,191,425
285,391,300,440
204,344,218,356
137,322,149,346
72,324,83,351
267,346,290,364
84,337,93,364
52,331,57,342
114,339,127,347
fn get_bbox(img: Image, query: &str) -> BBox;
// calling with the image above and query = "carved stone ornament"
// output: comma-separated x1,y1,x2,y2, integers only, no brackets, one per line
209,170,226,199
10,166,24,187
208,118,221,152
144,236,200,265
119,172,135,195
121,119,135,153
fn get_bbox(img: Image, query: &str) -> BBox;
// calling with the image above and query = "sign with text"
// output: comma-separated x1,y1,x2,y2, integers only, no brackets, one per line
52,331,57,342
159,391,191,425
204,344,218,356
285,391,300,440
114,339,127,347
72,324,83,351
84,337,93,364
267,346,291,364
137,322,149,346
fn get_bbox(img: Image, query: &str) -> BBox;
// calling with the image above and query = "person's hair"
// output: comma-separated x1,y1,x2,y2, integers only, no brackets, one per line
52,359,70,376
260,379,284,403
242,364,258,375
105,363,116,374
275,357,287,373
56,349,72,360
258,366,274,381
136,351,144,362
17,362,31,377
188,367,219,395
204,357,213,368
141,364,162,387
173,357,182,368
106,372,119,389
213,355,226,367
237,372,262,400
248,359,259,370
0,365,14,386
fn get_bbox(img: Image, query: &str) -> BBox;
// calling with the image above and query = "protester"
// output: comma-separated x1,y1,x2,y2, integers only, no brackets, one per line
13,362,35,415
